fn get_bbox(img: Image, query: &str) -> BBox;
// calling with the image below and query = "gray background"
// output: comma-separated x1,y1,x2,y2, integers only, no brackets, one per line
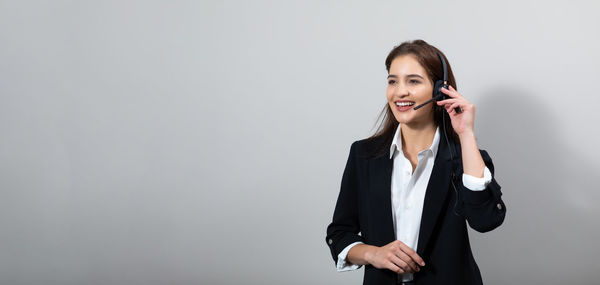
1,0,599,284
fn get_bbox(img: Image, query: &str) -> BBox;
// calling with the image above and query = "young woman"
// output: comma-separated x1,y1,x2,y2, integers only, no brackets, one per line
325,40,506,285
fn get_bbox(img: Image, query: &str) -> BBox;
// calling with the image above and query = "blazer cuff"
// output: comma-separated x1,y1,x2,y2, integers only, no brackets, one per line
327,233,364,265
462,166,492,191
336,241,364,271
462,178,501,205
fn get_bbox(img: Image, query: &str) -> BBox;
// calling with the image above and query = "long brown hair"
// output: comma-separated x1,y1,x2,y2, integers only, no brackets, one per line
365,39,459,159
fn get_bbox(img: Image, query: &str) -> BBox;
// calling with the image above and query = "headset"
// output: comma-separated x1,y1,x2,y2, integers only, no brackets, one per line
412,51,464,217
412,51,461,114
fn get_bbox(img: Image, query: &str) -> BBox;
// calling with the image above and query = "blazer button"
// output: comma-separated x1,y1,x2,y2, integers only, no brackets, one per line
328,239,333,245
497,203,502,210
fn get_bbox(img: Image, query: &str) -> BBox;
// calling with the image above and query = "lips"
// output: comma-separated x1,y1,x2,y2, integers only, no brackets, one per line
394,100,415,112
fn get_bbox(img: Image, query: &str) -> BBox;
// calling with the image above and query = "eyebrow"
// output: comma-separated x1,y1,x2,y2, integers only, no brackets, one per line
387,74,425,79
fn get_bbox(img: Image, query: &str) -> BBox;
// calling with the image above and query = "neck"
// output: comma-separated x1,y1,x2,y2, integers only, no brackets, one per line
400,121,437,154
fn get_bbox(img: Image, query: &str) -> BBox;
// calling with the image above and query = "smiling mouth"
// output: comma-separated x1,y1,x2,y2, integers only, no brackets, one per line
395,101,415,107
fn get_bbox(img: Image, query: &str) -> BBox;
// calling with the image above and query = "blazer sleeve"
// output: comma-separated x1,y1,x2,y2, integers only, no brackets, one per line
325,141,364,266
460,149,507,233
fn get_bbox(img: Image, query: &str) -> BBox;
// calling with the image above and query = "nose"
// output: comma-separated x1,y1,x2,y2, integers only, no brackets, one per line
393,81,410,98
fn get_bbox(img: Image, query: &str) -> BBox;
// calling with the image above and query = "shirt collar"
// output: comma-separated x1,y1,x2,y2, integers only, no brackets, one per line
389,124,441,159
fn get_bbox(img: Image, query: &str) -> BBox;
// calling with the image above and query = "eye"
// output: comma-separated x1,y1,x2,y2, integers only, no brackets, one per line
388,80,396,85
409,79,421,84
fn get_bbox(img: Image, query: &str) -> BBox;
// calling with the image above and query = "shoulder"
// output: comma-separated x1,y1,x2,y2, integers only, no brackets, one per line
348,135,390,160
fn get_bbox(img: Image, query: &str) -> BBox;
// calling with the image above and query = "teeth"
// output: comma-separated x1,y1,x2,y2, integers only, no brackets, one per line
396,102,414,107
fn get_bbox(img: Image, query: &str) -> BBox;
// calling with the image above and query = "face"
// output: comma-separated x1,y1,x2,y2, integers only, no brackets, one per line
386,55,435,127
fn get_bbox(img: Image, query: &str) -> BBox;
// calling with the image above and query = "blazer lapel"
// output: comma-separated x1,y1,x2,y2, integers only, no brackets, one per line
367,153,396,245
416,137,453,257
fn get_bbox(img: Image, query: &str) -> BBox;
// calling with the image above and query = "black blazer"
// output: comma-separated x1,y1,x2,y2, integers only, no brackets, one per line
325,135,506,285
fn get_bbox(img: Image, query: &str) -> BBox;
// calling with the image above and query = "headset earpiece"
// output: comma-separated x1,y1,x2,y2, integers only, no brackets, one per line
433,79,446,101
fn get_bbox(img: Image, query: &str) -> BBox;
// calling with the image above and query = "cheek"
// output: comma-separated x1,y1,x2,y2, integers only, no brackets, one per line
418,89,432,101
417,102,436,118
386,90,397,103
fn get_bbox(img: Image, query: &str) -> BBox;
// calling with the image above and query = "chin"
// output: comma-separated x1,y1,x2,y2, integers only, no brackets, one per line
397,118,414,125
392,110,432,127
391,113,412,124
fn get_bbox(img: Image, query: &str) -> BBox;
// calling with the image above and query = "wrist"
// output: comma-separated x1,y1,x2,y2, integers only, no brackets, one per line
458,130,475,141
363,245,376,265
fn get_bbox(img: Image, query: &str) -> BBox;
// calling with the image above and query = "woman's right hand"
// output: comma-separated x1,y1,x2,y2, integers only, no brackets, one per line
365,240,425,274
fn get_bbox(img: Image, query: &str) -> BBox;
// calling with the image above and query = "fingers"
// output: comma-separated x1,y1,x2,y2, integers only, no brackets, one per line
377,240,426,274
380,250,409,274
437,96,469,115
448,107,458,116
446,102,461,114
395,241,425,266
388,254,409,273
386,261,404,274
391,247,420,273
440,85,461,98
436,98,457,105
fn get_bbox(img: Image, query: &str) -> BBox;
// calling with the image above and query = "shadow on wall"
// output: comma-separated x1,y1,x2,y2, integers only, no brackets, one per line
475,87,600,284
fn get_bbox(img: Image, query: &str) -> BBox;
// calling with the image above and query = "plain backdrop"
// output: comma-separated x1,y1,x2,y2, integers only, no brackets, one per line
1,0,599,284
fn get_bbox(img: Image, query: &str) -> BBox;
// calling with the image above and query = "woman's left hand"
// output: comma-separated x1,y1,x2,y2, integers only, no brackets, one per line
436,85,475,137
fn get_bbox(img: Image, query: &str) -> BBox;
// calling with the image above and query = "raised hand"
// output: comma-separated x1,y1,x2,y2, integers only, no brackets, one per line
436,85,475,137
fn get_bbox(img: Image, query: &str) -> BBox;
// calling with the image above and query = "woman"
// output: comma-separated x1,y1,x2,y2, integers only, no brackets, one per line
325,40,506,285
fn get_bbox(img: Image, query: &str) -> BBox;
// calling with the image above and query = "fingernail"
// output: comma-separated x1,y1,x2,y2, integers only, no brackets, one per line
421,262,425,266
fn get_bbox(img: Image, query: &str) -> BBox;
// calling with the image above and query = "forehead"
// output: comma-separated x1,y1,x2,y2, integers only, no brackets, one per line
388,55,428,77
